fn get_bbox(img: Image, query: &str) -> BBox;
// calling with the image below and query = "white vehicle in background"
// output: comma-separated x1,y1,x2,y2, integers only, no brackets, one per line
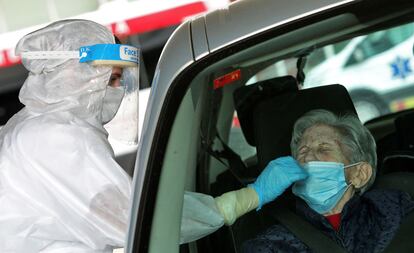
304,23,414,122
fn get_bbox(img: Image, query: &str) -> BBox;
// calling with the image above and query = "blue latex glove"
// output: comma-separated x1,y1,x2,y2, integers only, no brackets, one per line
249,156,308,209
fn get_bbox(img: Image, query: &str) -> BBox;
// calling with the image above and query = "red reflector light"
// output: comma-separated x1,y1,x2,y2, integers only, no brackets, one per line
213,69,241,89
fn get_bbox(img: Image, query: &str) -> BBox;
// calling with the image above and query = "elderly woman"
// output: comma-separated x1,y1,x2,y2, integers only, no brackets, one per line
212,109,414,253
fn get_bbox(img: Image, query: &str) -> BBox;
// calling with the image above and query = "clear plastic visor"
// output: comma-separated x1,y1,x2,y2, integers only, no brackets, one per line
104,65,139,146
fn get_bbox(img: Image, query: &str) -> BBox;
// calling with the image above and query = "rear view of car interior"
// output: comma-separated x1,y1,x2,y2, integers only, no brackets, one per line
135,1,414,252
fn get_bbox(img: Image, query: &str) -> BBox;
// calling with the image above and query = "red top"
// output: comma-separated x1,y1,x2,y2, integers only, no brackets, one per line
325,213,341,231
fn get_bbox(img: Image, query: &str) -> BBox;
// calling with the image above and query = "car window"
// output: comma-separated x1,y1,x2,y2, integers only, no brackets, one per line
228,111,256,160
389,23,414,45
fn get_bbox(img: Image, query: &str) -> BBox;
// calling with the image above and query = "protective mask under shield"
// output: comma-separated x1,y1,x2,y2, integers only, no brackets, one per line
102,86,124,124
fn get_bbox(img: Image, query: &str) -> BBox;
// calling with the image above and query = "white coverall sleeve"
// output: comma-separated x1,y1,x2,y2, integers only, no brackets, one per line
180,191,224,244
180,188,259,244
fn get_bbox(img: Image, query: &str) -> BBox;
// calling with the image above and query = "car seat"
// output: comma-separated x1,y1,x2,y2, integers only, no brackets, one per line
376,110,414,175
233,75,299,147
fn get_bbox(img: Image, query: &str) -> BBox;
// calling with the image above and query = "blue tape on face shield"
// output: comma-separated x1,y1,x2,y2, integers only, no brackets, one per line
79,44,139,67
292,161,361,214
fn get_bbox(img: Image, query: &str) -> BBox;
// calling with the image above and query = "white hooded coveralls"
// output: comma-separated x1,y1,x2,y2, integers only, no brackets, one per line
0,20,131,252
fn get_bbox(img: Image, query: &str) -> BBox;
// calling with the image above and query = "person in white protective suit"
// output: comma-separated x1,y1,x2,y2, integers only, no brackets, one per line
0,19,139,252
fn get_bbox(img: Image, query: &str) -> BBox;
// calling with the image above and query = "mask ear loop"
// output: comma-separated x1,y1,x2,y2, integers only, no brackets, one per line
344,162,363,192
344,162,363,169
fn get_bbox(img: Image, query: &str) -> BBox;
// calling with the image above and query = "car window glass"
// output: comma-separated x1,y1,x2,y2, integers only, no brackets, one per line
228,111,256,160
246,58,298,85
388,23,414,45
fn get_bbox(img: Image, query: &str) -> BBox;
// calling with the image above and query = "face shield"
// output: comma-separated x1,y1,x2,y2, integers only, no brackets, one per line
21,43,140,145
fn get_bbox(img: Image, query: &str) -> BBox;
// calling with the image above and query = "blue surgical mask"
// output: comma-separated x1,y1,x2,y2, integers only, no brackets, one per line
292,161,360,214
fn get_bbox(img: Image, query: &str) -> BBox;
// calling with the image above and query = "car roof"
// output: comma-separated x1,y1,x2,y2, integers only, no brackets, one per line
203,0,355,53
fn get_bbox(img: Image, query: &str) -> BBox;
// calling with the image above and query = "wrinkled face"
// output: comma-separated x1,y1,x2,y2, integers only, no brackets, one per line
297,124,349,166
108,67,123,88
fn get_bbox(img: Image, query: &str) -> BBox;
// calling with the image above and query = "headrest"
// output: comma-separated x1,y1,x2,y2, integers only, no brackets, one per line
374,172,414,198
234,82,357,169
233,75,298,146
395,111,414,150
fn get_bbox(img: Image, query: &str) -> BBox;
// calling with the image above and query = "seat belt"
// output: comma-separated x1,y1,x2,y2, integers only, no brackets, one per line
267,206,348,253
205,132,256,186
